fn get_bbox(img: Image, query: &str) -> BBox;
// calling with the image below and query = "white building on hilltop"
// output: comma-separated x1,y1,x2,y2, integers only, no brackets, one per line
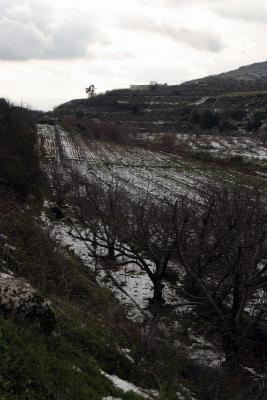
130,83,168,91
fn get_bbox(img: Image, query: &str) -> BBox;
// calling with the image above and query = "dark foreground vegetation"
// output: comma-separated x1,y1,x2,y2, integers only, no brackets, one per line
0,99,42,200
1,185,267,399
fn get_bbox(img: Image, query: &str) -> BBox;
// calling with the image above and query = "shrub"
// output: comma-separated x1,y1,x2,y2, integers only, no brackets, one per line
0,99,42,199
60,116,129,144
200,111,220,130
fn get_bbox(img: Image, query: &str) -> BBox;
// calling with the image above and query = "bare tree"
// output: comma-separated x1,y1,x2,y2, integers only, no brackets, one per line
70,176,129,261
71,174,189,304
116,196,189,304
177,185,267,370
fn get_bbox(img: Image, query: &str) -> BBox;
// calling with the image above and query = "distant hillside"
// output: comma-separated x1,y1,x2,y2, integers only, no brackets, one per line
179,61,267,96
54,61,267,138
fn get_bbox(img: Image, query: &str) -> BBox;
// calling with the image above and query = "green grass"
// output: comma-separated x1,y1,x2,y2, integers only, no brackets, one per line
0,304,144,400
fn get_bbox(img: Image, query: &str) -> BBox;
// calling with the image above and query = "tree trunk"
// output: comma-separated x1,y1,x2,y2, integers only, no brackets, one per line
223,271,243,371
222,332,241,373
107,244,115,260
223,282,243,372
151,277,165,304
183,274,200,297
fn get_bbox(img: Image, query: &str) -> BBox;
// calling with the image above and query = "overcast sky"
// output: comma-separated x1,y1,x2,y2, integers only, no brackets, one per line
0,0,266,110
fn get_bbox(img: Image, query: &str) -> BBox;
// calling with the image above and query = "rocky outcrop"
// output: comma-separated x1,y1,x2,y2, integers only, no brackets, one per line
0,272,55,333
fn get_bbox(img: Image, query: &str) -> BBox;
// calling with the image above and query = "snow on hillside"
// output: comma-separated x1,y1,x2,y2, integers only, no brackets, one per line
175,133,267,161
38,124,59,160
102,371,159,399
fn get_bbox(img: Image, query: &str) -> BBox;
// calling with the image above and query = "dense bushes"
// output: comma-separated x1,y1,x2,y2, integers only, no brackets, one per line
246,111,266,131
199,110,220,130
0,99,42,199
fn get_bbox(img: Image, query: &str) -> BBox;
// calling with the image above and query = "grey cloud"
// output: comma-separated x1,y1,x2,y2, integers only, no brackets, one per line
44,23,97,60
99,51,134,60
138,0,221,6
166,27,224,52
5,1,53,31
144,0,267,24
120,16,224,52
214,3,267,23
0,18,46,60
0,0,104,60
139,0,266,23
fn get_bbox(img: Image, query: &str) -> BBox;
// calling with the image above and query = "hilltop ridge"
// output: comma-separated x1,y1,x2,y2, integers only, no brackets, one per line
217,60,267,81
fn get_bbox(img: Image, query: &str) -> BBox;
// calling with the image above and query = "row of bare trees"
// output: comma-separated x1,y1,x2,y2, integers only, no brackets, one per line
69,175,191,304
50,164,267,370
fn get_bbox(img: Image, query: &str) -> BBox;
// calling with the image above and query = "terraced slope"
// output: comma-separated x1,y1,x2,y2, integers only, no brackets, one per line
54,61,267,138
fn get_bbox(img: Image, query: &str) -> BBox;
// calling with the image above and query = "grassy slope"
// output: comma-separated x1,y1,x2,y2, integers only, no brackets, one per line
0,203,145,400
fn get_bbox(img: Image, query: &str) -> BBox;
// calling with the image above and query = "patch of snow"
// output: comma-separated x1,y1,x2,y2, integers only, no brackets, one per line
152,121,167,125
119,348,135,364
0,273,14,280
210,141,223,150
102,371,158,399
103,397,122,400
4,243,16,251
186,334,225,368
243,366,264,379
177,384,198,400
191,96,209,106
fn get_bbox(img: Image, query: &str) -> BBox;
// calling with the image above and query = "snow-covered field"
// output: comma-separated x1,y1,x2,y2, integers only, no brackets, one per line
38,124,214,201
38,124,267,208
